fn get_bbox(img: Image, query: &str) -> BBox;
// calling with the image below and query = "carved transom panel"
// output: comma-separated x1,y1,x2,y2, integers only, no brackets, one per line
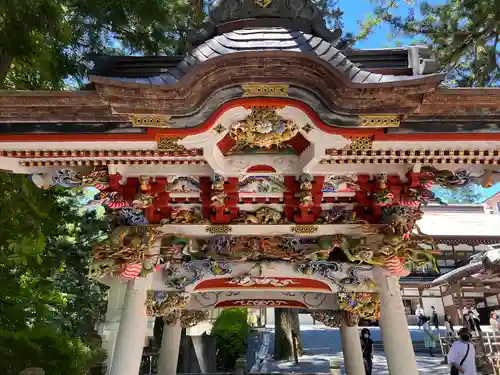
228,108,299,149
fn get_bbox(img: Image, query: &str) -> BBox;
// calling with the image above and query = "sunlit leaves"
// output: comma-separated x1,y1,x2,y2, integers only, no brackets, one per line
0,173,107,336
0,0,209,89
361,0,500,87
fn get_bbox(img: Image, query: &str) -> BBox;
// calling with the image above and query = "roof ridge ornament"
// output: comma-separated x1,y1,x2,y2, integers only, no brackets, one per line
188,0,342,46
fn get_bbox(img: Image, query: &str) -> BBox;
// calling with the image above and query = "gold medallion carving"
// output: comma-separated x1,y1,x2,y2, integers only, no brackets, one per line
243,84,289,96
359,115,400,128
344,136,373,151
157,136,187,151
254,0,273,7
229,108,299,149
129,114,171,128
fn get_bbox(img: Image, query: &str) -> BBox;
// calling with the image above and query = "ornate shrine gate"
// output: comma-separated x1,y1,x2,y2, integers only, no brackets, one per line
1,0,500,374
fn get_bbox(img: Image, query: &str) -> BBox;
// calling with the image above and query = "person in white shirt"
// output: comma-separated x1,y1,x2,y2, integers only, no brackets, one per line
448,327,477,375
415,304,425,327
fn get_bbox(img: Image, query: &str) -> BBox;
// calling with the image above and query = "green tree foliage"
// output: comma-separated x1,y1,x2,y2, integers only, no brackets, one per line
360,0,500,87
0,0,208,89
210,308,249,371
0,173,108,372
0,327,104,375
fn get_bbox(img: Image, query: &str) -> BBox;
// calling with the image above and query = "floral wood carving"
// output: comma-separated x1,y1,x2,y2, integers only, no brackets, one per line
229,108,299,149
337,292,380,320
146,291,190,317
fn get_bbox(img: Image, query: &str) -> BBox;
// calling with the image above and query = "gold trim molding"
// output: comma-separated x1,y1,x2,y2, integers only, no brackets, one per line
291,225,318,234
157,136,187,151
205,225,232,235
359,115,400,128
129,114,171,128
344,136,373,151
254,0,273,8
242,84,289,97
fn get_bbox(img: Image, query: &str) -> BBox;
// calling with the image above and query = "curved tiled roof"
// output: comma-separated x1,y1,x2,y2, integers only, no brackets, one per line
114,27,439,86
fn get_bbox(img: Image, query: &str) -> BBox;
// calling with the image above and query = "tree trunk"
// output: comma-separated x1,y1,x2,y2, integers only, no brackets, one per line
273,308,304,360
0,55,13,88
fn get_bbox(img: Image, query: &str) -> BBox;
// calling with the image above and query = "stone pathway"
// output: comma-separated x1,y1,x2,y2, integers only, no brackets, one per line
261,325,450,374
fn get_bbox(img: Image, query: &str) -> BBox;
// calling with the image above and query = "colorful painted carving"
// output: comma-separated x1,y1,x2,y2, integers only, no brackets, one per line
337,292,380,320
238,175,287,193
311,311,342,327
228,108,299,149
139,176,152,192
82,166,110,190
87,191,129,209
296,173,314,205
132,193,154,209
110,208,149,227
161,207,207,224
379,206,422,237
145,291,189,317
164,260,232,290
211,174,227,207
337,225,439,275
233,206,287,224
373,174,394,206
30,168,82,189
226,276,299,287
322,174,359,192
161,235,343,263
193,277,331,291
420,166,472,188
217,299,306,308
161,235,202,261
317,207,355,224
166,176,201,193
89,227,161,278
180,310,209,327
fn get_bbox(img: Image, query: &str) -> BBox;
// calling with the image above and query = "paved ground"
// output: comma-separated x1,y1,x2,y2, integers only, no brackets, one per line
260,325,450,374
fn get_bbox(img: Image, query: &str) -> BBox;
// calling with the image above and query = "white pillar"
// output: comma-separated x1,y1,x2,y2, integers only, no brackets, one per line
340,315,365,375
109,277,151,375
100,281,127,375
157,317,182,375
374,268,418,375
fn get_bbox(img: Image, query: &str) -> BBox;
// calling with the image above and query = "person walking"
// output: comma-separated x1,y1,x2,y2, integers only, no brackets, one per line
422,316,437,357
490,311,500,333
448,327,477,375
415,304,425,327
466,310,482,337
360,328,373,375
445,315,455,337
431,306,440,330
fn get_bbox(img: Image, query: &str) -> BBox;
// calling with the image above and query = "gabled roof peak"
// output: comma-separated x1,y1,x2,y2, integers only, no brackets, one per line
188,0,341,46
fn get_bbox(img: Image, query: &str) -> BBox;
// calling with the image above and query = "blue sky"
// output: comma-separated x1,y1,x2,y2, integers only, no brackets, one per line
338,0,442,49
